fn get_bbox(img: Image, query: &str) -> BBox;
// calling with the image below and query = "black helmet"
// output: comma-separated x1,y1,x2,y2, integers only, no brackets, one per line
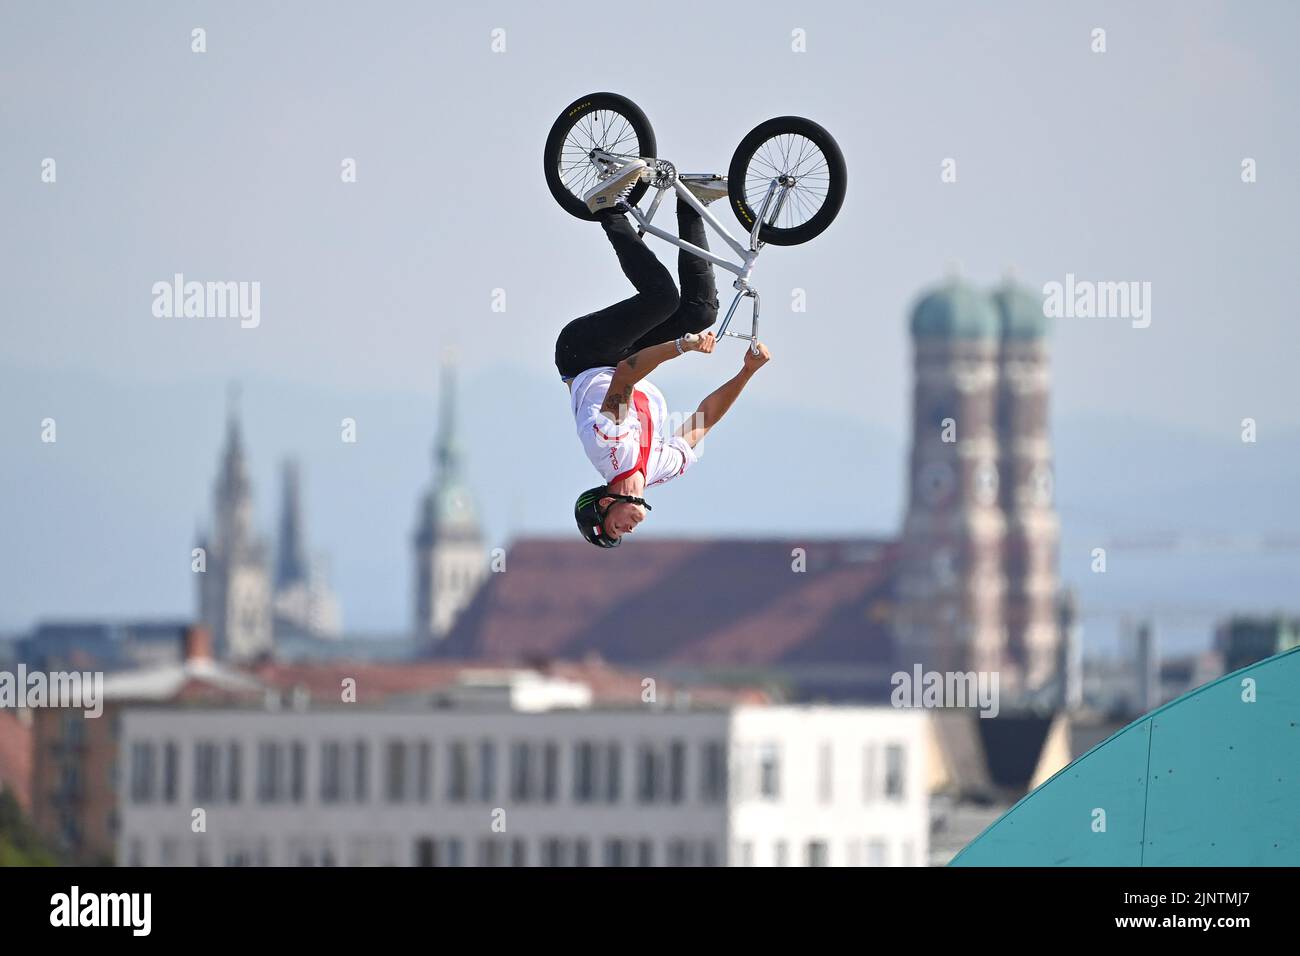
574,486,652,549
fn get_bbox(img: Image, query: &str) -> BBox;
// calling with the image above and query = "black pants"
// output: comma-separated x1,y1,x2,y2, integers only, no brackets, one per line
555,198,719,379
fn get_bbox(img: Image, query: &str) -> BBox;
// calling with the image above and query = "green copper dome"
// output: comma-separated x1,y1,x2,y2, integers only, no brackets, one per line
911,280,999,340
992,281,1050,340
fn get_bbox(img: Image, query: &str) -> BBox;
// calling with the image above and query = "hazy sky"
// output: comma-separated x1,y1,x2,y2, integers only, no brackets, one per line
3,1,1298,641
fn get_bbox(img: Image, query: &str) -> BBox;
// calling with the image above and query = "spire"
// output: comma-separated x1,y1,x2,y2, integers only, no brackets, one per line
214,383,253,551
219,383,248,492
415,352,479,542
435,353,462,481
276,459,308,589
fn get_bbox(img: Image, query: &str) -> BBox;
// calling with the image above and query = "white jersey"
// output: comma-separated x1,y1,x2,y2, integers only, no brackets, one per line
569,366,698,487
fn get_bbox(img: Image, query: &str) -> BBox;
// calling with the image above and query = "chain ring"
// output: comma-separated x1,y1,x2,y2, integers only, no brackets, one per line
651,159,677,189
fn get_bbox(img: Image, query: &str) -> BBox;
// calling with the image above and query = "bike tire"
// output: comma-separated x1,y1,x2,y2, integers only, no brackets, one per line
544,92,657,221
727,116,846,246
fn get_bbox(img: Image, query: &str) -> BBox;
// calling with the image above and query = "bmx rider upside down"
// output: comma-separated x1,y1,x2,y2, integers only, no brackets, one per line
555,160,770,548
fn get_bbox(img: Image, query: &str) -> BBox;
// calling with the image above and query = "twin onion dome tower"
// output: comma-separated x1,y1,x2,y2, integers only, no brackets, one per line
894,276,1063,704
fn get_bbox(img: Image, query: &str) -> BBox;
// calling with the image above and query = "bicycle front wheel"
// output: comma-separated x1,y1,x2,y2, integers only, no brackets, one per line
727,116,846,246
544,92,657,221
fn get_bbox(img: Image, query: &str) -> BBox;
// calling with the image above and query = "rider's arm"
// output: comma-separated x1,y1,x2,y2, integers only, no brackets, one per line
676,342,770,448
599,333,714,424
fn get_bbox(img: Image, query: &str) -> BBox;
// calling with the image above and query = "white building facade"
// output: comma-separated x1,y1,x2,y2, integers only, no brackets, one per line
117,705,928,867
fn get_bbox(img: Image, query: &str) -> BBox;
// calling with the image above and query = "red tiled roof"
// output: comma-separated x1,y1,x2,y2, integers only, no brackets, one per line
439,537,899,670
0,710,33,812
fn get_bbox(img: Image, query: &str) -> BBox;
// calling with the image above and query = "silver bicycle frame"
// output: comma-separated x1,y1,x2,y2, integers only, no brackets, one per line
592,151,791,355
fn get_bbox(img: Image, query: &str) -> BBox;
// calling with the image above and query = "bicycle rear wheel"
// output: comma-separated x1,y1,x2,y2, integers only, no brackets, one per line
544,92,657,221
727,116,846,246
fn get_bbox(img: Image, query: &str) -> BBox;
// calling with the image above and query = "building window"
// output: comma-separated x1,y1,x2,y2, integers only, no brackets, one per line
603,839,627,868
509,838,527,867
636,743,664,804
884,744,906,800
509,741,532,803
700,741,727,803
478,838,505,867
129,741,156,804
700,841,719,867
666,839,693,867
668,740,685,804
817,741,833,803
162,741,178,804
540,838,565,867
477,740,496,802
759,743,780,800
443,838,463,867
636,839,654,867
448,742,468,803
774,840,788,867
321,742,343,803
415,837,436,867
806,840,829,867
290,741,306,803
605,742,621,803
417,741,432,803
385,740,407,803
194,742,219,803
737,841,754,867
226,741,241,804
353,741,369,803
572,838,590,867
573,741,596,803
257,741,284,803
543,743,559,803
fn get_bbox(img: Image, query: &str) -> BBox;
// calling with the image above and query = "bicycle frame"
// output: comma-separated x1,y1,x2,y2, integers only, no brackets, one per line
591,150,793,355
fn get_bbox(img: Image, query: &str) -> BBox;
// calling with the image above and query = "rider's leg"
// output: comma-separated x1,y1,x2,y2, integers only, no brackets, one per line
626,196,719,351
554,211,681,380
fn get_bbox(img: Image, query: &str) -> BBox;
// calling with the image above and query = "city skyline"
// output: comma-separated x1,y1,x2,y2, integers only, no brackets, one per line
5,2,1299,649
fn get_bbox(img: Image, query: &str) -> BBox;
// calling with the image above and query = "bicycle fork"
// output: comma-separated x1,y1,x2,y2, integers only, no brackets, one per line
715,179,787,354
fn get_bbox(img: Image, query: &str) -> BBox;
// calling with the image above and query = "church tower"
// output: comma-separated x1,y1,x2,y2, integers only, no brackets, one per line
993,281,1061,697
893,279,1007,682
413,362,486,643
275,460,308,592
272,458,341,641
197,393,272,661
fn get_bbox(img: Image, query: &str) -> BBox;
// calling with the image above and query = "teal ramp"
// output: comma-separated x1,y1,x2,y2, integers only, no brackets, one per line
950,646,1300,866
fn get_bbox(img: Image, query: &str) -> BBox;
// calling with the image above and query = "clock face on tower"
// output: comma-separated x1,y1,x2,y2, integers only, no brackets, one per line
918,461,956,507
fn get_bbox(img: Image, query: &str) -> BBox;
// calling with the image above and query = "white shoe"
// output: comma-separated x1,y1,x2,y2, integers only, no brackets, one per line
680,173,728,205
584,158,648,213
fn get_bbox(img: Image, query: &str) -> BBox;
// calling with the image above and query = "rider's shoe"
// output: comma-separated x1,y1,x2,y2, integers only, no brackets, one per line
584,159,648,213
680,173,728,206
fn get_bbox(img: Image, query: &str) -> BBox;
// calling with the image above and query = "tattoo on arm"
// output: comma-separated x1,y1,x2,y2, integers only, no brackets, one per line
601,382,633,419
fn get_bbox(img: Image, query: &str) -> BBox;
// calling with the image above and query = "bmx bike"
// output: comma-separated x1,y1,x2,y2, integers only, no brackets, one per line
544,92,847,354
